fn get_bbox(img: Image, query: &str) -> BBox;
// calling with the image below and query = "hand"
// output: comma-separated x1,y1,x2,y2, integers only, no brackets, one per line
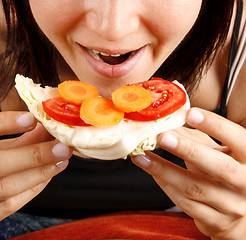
0,111,72,221
132,107,246,240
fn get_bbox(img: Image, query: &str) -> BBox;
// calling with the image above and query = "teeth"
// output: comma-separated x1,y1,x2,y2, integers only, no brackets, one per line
100,52,112,57
98,52,122,57
87,47,136,64
92,49,100,54
88,49,100,60
89,48,122,57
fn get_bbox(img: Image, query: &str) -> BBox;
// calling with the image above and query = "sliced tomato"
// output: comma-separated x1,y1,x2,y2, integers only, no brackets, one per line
42,97,89,126
124,78,187,121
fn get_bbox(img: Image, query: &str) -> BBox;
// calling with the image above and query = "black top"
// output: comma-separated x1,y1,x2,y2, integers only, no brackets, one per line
20,149,184,219
6,0,245,219
216,0,243,117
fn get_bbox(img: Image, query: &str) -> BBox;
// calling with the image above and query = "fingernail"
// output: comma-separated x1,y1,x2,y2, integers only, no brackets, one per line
52,143,71,159
133,155,152,168
56,160,69,168
16,113,35,129
159,133,178,149
187,109,204,125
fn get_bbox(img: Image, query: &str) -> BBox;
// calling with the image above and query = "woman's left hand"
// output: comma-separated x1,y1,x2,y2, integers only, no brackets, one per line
132,107,246,240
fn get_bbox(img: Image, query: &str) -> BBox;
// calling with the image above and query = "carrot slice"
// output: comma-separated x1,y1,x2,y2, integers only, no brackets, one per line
112,85,152,112
58,80,99,105
80,97,124,127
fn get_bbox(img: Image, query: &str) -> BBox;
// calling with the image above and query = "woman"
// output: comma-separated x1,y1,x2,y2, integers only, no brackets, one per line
0,0,246,239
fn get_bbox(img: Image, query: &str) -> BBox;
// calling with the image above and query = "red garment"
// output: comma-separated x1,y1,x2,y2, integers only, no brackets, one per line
11,211,209,240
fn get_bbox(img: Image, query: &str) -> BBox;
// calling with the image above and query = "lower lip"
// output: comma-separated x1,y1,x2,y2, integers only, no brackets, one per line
79,45,145,78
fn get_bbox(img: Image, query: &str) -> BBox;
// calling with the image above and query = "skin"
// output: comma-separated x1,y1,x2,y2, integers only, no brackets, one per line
0,0,246,239
29,0,202,97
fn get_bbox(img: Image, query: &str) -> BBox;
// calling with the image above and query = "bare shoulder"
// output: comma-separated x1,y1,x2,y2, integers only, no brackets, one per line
226,1,246,127
227,60,246,127
192,1,246,128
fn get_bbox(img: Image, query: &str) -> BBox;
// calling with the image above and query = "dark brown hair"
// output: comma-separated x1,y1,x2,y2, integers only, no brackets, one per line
0,0,236,101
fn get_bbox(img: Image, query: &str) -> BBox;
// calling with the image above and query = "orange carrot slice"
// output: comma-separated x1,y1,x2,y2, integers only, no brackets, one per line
112,85,152,112
80,97,124,127
58,80,99,105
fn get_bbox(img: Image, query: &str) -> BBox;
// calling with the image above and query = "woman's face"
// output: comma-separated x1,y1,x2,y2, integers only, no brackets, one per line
29,0,202,97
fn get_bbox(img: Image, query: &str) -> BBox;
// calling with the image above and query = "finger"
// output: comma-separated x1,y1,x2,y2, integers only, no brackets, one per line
0,112,37,136
186,108,246,161
0,141,72,177
0,160,68,201
162,184,231,234
0,179,50,221
158,131,246,192
132,152,246,217
173,127,224,150
0,123,54,150
166,183,246,240
172,127,226,176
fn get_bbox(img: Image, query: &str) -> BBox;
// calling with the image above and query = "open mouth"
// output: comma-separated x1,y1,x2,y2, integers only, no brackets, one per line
87,48,137,65
81,45,146,78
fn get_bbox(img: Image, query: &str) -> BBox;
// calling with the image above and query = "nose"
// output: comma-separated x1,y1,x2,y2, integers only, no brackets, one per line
85,0,140,41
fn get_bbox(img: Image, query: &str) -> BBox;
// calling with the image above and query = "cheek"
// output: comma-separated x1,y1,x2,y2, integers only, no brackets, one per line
29,0,81,38
150,0,202,42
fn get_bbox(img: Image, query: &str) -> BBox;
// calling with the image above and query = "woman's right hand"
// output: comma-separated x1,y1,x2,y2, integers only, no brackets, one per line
0,111,73,221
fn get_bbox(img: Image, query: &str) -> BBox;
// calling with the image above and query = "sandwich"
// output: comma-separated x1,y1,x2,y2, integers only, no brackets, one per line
15,74,190,160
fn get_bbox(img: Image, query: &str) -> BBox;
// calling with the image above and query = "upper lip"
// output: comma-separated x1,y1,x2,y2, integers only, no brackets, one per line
78,44,145,56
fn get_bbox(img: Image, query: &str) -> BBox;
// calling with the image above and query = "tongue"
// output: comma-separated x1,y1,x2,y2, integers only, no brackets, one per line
99,52,131,65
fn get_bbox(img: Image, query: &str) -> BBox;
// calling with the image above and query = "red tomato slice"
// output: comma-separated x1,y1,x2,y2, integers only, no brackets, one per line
124,78,187,121
42,97,89,126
